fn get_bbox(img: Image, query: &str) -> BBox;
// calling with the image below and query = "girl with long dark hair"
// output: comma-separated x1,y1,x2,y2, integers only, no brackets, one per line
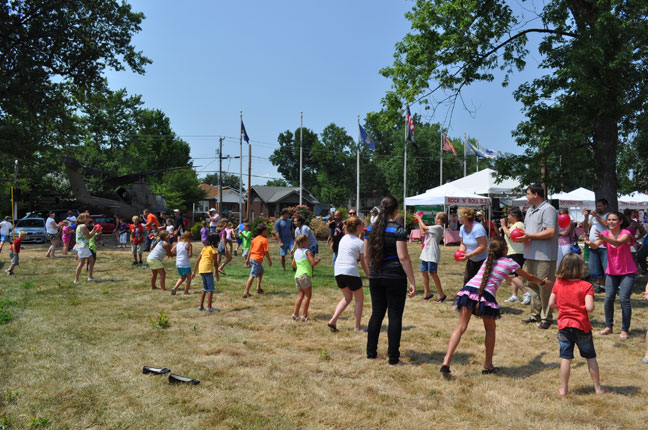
440,237,548,374
364,195,416,366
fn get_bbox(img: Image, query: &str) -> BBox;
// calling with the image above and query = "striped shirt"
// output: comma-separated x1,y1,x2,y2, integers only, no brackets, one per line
466,257,521,297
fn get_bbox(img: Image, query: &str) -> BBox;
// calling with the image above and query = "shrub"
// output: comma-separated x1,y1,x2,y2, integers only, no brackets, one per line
149,311,170,329
251,217,268,238
310,218,329,240
190,222,203,241
287,205,313,224
404,211,415,233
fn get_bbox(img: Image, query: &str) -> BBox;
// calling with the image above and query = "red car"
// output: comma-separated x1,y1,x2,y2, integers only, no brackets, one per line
90,214,116,235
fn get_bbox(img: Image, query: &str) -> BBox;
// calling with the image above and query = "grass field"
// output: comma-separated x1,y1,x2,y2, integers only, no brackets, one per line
1,239,648,429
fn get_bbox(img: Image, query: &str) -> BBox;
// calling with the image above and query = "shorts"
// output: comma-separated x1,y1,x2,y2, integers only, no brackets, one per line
295,274,312,289
242,248,249,257
131,242,145,255
177,267,192,276
1,235,8,243
77,247,92,259
9,250,18,266
335,274,362,291
47,233,59,242
201,273,215,292
279,241,293,256
510,254,525,277
90,250,97,261
419,261,438,273
237,237,242,245
250,260,264,278
558,327,596,359
147,258,164,270
217,242,226,255
119,232,128,244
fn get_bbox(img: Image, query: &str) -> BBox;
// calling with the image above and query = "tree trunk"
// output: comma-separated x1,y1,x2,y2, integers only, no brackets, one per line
592,116,619,211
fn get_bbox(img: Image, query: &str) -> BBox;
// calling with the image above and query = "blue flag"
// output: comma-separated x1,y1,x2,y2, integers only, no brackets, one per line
467,142,498,159
241,120,250,143
358,123,375,151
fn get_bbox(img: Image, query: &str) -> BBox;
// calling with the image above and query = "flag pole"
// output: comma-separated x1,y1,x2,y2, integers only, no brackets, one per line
440,130,443,186
356,115,360,213
299,112,303,206
239,110,243,222
463,132,467,177
403,115,407,212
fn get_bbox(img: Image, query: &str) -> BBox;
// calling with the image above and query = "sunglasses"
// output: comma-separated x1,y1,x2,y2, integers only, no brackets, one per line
348,212,356,215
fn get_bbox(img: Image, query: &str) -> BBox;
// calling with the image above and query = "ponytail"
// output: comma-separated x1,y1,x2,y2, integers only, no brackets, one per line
368,195,399,271
474,237,507,317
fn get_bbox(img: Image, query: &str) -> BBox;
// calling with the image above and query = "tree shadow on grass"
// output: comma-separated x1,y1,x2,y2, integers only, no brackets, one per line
406,349,473,365
571,385,640,396
498,352,561,378
225,306,252,313
263,291,293,296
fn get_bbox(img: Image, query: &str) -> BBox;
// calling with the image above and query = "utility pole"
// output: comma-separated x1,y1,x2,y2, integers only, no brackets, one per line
219,137,224,216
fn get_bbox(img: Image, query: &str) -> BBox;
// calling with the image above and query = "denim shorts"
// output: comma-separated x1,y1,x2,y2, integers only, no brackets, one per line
0,235,8,243
201,273,215,292
280,241,293,256
250,260,264,278
558,327,596,359
419,261,438,273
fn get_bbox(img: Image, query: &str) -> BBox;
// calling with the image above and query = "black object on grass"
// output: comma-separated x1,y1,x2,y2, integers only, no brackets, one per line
143,366,171,375
169,374,200,385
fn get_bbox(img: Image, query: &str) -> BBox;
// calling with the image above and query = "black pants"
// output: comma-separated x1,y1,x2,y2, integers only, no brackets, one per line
366,277,407,364
463,258,485,285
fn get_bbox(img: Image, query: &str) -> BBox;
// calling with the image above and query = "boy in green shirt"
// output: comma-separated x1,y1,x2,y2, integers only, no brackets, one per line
240,223,253,265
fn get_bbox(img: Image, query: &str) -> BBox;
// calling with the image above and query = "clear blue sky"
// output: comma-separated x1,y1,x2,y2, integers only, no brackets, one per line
104,0,541,187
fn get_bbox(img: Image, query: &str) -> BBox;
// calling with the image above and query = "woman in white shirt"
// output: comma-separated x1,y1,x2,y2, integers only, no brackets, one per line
327,216,370,332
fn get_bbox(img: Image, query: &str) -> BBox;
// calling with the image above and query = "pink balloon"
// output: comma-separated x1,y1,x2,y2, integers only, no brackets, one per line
558,213,571,229
511,228,525,242
453,250,466,261
417,211,424,217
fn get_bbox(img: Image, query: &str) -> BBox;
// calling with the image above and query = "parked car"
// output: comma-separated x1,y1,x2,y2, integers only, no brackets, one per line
23,209,79,223
90,215,116,235
14,218,47,243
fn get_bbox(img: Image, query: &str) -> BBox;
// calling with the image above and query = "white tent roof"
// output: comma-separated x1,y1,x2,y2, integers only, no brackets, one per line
436,168,522,195
512,187,596,209
406,183,490,207
619,192,648,209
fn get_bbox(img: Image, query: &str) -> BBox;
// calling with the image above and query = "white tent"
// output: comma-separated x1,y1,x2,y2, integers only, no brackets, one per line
439,168,522,196
512,187,596,209
406,183,490,207
619,192,648,210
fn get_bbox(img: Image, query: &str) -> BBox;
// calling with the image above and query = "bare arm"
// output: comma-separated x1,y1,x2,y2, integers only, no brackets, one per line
598,231,632,247
187,243,193,258
585,294,595,312
265,251,272,266
516,268,550,287
358,252,370,277
548,292,558,310
192,254,201,280
396,241,416,297
416,216,429,233
363,239,371,269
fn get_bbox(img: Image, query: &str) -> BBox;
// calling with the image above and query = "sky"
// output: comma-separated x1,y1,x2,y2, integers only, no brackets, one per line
104,0,544,187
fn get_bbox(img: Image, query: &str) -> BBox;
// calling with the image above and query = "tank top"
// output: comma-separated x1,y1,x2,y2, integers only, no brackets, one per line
149,240,167,261
175,241,190,268
294,248,312,278
76,225,90,249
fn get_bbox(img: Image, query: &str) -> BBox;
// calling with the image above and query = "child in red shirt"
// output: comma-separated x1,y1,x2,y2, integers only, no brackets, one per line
129,216,146,265
5,231,26,275
549,253,608,397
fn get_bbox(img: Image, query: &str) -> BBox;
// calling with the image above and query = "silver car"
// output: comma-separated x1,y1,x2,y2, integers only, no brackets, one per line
14,218,47,243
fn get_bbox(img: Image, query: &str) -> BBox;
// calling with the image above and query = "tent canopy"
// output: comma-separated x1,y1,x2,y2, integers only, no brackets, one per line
434,168,522,196
406,183,490,207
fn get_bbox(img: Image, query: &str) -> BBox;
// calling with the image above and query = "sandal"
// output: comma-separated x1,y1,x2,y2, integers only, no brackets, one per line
599,328,613,335
482,367,499,375
242,293,251,298
619,332,629,340
327,323,338,333
301,316,310,322
292,314,299,321
435,295,447,304
641,358,648,365
256,288,264,294
440,365,451,374
423,293,434,301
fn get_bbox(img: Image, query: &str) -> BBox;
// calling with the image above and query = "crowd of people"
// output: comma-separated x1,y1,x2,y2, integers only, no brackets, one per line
3,185,648,396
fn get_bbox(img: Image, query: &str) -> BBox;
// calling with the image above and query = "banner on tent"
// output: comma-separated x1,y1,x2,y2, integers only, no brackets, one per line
414,205,442,223
446,197,490,206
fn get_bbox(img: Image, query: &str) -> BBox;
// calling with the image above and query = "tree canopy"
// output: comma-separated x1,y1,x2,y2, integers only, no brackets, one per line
381,0,648,209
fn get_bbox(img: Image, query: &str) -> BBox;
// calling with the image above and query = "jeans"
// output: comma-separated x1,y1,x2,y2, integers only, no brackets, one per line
604,273,636,332
366,277,407,364
332,251,338,265
588,247,608,280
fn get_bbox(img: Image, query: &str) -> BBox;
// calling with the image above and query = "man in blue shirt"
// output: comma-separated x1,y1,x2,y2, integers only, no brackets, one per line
274,208,294,271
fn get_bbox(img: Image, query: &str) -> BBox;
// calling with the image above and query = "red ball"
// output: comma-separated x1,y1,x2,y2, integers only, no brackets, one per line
510,228,525,242
558,213,571,229
453,250,466,261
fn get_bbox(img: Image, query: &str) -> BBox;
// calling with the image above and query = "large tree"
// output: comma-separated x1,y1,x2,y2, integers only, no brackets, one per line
381,0,648,209
201,172,245,192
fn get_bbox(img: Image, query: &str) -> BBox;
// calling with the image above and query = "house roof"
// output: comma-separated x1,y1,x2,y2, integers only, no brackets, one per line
252,186,319,204
199,184,246,203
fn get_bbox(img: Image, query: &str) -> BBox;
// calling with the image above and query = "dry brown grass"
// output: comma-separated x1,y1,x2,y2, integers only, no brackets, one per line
1,240,647,429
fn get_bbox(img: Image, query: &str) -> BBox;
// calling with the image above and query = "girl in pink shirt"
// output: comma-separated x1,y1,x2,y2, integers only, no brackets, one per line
440,237,548,375
585,211,636,339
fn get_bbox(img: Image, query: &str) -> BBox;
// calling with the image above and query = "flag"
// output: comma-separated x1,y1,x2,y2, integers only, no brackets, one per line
358,123,375,151
405,106,419,150
443,135,457,157
241,120,250,143
467,142,498,159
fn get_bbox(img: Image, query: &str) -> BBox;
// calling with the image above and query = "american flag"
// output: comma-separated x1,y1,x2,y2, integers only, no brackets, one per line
405,106,419,150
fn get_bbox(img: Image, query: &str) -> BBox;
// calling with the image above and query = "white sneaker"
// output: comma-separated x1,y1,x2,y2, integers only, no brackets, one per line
505,295,520,303
522,292,531,305
87,278,98,282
